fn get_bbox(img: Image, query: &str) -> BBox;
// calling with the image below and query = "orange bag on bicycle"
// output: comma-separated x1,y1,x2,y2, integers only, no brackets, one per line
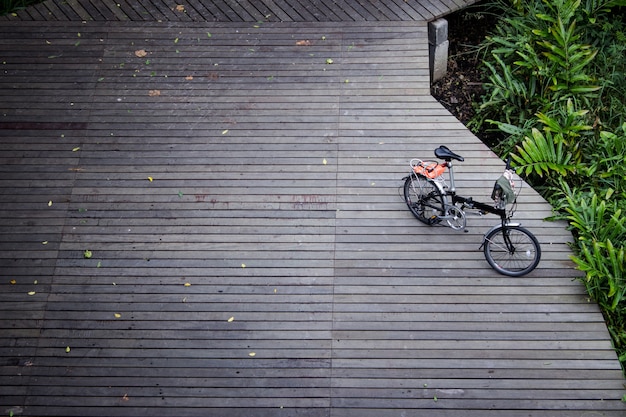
413,162,446,179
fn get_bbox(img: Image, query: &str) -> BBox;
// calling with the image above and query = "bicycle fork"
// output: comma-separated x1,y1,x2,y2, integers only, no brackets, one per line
480,222,520,253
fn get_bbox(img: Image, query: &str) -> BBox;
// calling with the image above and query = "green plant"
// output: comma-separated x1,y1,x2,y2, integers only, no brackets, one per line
1,0,41,16
585,123,626,193
531,0,601,102
512,127,576,181
474,0,604,141
574,239,625,311
563,189,626,244
475,0,626,375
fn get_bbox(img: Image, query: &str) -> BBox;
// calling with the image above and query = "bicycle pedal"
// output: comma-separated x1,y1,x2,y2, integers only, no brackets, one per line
428,215,442,225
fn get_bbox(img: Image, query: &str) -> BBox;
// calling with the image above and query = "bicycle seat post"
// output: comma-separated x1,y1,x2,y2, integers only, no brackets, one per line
434,146,464,195
447,161,456,194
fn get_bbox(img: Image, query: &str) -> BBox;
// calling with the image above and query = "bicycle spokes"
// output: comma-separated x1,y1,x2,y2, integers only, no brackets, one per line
483,226,541,276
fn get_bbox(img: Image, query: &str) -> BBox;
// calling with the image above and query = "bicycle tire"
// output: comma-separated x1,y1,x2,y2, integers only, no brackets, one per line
483,225,541,276
403,174,445,225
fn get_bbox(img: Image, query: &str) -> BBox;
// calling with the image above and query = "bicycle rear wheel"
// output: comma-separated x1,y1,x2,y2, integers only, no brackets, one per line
483,225,541,276
403,174,444,225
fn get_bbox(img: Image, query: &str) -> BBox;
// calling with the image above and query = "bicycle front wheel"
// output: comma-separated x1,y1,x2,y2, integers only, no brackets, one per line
483,225,541,277
403,174,444,225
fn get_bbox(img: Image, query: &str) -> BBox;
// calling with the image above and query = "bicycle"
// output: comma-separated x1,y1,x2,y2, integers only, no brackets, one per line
402,145,541,277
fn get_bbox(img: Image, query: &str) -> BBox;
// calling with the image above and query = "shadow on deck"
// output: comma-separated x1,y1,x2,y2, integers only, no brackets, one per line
0,1,624,416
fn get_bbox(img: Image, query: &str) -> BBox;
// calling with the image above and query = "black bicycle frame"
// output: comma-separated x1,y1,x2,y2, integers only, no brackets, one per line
451,194,506,222
443,159,506,220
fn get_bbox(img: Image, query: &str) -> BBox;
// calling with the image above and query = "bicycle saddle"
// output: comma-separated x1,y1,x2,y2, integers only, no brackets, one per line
435,145,465,162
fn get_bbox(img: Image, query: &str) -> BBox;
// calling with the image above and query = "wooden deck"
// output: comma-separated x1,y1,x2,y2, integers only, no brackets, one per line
0,1,624,416
2,0,474,21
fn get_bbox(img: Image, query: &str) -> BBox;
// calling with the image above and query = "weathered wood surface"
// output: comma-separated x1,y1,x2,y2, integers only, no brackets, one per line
1,0,480,22
0,2,624,416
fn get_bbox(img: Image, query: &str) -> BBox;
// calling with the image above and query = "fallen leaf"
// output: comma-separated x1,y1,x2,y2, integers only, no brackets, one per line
227,316,235,322
135,49,148,58
241,263,246,268
326,58,334,64
184,282,191,287
42,241,48,245
122,393,129,401
322,159,327,165
148,90,161,97
147,176,153,182
175,4,185,12
27,291,36,296
65,346,71,353
222,129,229,135
48,200,53,207
114,313,121,318
72,147,81,152
248,352,256,357
296,40,311,46
185,75,193,80
83,250,92,259
9,279,16,285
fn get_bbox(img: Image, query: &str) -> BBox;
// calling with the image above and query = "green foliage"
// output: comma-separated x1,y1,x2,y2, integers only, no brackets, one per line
512,128,576,179
574,239,625,311
1,0,41,16
480,54,538,125
563,189,626,244
532,2,601,101
509,99,592,183
476,0,601,135
585,123,626,192
476,0,626,374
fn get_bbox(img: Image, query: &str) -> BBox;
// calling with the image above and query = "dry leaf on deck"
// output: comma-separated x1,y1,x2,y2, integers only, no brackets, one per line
135,49,148,58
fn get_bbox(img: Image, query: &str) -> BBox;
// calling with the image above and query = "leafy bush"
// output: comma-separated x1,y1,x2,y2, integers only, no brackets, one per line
473,0,626,374
476,0,604,146
1,0,42,16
